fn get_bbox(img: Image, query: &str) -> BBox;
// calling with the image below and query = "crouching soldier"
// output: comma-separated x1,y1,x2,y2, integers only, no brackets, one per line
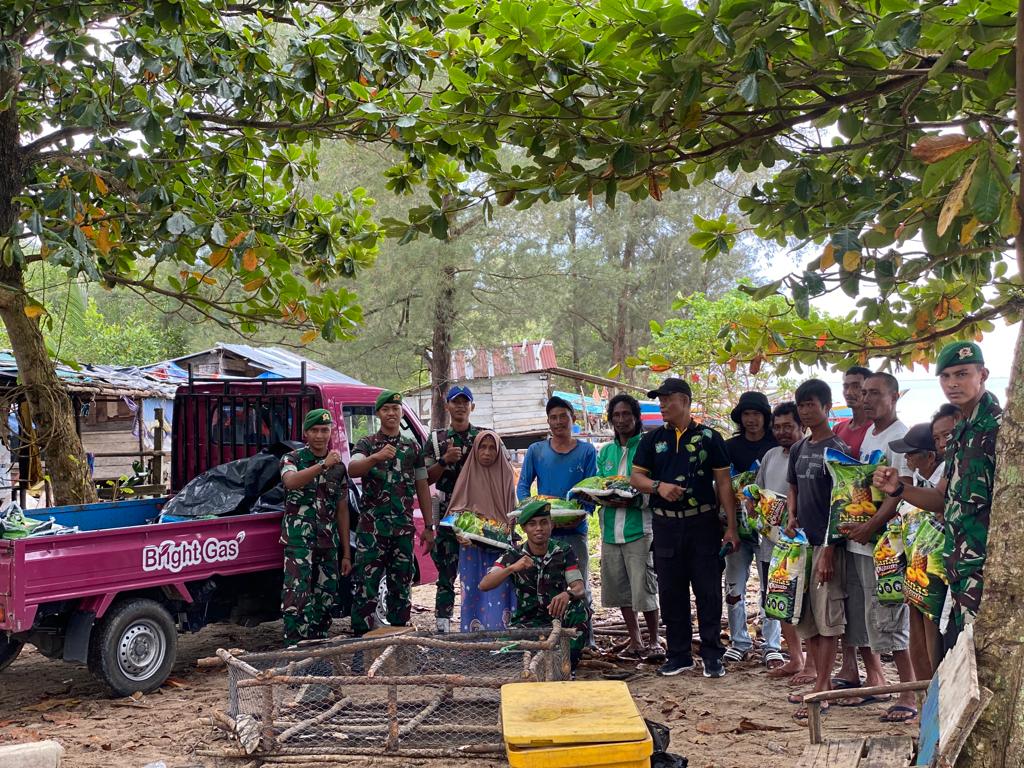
280,408,352,647
479,500,588,669
348,390,433,636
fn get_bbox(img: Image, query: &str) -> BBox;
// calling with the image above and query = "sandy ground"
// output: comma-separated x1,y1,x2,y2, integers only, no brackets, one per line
0,580,919,768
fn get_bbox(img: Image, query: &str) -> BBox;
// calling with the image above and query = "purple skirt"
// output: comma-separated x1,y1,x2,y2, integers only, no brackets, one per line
459,543,515,633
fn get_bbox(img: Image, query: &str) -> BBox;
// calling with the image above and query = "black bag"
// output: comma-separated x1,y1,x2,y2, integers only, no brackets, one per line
644,719,687,768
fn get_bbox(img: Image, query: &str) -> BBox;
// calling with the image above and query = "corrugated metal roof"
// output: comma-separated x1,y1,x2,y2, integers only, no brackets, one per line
163,343,364,385
0,352,177,398
450,340,557,380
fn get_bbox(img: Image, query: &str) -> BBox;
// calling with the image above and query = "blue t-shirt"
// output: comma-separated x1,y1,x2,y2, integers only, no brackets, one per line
516,439,597,535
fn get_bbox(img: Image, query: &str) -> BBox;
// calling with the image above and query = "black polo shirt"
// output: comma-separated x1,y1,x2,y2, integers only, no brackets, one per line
632,421,730,511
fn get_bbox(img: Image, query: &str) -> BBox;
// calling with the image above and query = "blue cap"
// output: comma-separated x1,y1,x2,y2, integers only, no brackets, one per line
446,385,474,402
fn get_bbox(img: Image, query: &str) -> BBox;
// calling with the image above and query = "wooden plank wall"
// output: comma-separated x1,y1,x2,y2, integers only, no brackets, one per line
409,374,550,435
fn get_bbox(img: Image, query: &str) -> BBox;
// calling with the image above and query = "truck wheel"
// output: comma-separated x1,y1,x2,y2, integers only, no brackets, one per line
88,599,177,697
0,636,24,671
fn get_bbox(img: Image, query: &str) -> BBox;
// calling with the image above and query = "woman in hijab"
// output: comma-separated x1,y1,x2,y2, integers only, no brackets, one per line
446,430,517,632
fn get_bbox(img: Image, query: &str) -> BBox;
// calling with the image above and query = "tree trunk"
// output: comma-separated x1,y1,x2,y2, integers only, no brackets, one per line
429,262,455,431
611,230,635,368
567,205,581,369
959,6,1024,763
0,53,96,506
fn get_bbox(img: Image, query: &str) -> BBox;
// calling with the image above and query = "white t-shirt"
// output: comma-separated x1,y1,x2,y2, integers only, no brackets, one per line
848,419,909,556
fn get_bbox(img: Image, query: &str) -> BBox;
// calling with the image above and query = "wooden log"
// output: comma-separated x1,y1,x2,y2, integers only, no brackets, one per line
803,680,931,703
368,645,396,678
238,674,507,689
262,683,277,750
386,685,399,750
398,688,449,738
521,650,533,680
218,648,262,678
528,651,545,681
277,697,353,744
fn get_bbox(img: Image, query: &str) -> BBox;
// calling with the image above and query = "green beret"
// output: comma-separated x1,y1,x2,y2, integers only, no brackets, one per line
517,500,551,527
374,389,403,411
302,408,333,431
936,341,984,374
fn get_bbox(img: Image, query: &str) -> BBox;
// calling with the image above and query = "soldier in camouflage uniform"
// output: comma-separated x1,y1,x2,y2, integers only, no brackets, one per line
279,408,351,647
421,385,480,632
875,341,1000,651
347,390,433,636
479,500,588,668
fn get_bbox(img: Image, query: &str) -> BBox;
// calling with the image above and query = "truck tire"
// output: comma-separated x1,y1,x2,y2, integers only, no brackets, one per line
88,599,177,696
0,636,24,671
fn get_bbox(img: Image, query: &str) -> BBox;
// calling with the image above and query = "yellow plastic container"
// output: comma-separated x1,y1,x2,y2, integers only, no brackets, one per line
501,681,654,768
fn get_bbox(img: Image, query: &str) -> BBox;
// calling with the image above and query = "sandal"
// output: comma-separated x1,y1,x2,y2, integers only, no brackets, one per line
617,647,645,661
763,650,787,670
837,694,891,707
723,647,748,663
644,644,666,661
787,691,810,704
793,704,829,724
880,705,918,723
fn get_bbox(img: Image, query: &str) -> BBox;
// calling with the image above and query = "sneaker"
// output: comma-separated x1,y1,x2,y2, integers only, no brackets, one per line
657,657,695,676
703,658,726,678
435,617,451,633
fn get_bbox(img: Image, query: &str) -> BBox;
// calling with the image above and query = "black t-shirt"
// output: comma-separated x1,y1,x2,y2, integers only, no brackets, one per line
786,434,850,546
633,421,730,511
725,433,778,473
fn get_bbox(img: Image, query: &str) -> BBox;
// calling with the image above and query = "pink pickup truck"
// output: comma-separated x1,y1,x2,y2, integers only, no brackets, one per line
0,375,435,696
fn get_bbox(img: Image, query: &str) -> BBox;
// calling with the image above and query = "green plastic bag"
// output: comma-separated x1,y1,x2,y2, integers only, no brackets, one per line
825,447,887,544
765,531,811,624
902,509,947,621
731,468,759,543
873,518,906,604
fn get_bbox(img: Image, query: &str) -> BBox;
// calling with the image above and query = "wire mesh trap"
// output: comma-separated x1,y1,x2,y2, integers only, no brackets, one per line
212,622,573,759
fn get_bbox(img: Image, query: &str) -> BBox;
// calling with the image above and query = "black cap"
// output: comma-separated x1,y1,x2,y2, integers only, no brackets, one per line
889,423,936,454
546,395,575,416
730,391,772,426
647,378,692,399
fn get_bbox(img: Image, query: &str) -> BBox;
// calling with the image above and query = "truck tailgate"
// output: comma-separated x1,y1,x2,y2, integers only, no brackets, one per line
0,540,18,631
5,513,284,631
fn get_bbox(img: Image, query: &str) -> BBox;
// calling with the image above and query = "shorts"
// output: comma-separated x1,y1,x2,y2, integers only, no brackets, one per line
797,545,847,640
844,551,910,653
600,536,659,612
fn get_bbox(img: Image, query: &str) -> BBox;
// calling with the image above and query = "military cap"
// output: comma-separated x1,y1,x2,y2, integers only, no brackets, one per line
936,341,984,374
302,408,333,431
374,389,403,411
516,499,552,527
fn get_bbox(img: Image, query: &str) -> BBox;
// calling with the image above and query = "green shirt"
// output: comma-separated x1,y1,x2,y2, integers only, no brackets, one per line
596,434,650,544
419,424,480,521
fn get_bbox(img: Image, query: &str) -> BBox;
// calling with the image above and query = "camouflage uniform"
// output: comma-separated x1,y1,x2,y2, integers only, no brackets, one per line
280,448,348,646
943,390,1001,632
421,425,480,619
493,539,589,655
350,431,427,636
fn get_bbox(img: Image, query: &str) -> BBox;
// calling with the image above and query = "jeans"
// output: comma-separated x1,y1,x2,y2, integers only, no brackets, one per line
652,511,724,664
724,540,781,654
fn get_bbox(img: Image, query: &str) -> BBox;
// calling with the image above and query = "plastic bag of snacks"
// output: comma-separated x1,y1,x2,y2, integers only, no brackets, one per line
825,448,887,544
873,518,906,604
902,511,947,621
765,530,811,624
730,465,760,543
509,495,586,529
744,484,788,545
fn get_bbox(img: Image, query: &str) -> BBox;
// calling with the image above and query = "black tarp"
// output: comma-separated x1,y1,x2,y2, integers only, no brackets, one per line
161,441,302,519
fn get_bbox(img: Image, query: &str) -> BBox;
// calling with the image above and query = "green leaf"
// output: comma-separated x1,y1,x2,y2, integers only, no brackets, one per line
612,144,636,175
968,156,1002,224
736,74,759,105
165,212,194,236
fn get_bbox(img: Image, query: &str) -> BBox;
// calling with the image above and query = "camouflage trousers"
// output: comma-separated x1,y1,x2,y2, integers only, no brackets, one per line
282,546,339,646
430,527,459,619
351,530,414,636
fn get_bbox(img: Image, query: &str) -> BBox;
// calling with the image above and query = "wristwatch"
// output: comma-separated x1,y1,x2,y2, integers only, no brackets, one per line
887,481,905,498
437,457,448,468
651,480,662,494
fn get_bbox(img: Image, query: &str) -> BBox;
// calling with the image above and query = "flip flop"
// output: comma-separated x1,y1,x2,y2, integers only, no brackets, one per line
764,650,787,670
830,677,863,690
788,673,817,687
880,705,918,723
837,694,890,707
793,704,829,724
787,691,810,704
